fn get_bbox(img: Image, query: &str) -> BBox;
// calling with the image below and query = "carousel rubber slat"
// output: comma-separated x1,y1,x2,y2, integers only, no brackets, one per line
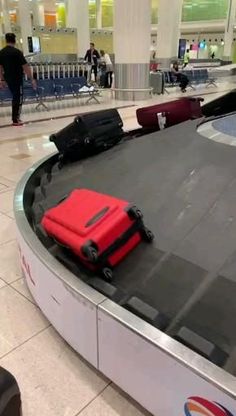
34,186,45,202
140,254,207,319
125,296,169,330
174,326,228,367
181,276,236,348
89,277,125,303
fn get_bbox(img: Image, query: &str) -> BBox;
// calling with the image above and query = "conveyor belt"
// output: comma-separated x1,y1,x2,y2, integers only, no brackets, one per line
28,117,236,374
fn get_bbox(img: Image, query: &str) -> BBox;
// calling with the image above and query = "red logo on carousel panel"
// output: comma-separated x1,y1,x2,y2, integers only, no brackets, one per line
18,245,35,286
184,397,234,416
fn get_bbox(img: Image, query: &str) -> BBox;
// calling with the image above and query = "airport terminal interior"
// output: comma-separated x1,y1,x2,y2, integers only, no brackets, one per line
2,0,236,415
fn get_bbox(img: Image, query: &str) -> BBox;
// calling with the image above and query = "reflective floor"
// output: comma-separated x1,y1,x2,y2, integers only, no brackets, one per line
0,79,235,416
199,112,236,146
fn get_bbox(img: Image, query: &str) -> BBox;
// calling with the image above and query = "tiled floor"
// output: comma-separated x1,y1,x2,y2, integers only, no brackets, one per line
0,80,233,415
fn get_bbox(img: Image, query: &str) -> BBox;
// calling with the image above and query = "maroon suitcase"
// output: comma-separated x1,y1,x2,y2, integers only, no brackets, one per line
136,97,203,129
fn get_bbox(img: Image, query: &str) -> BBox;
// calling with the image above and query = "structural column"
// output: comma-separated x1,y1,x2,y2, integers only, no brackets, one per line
67,0,90,58
18,0,32,55
0,16,3,49
1,0,11,33
113,0,151,101
32,1,45,27
223,0,236,60
157,0,183,68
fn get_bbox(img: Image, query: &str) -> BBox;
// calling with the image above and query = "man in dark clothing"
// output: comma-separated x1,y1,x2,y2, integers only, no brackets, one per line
84,42,100,82
0,33,36,126
172,61,189,93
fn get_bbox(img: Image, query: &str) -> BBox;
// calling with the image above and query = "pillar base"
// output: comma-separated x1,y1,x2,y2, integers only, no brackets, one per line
222,55,232,62
114,63,150,101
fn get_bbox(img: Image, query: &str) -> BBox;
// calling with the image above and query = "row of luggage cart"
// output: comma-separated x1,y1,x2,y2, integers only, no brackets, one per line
27,61,91,81
27,65,217,94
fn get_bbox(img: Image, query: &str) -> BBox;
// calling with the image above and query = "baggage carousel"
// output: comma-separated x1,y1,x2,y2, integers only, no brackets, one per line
14,112,236,416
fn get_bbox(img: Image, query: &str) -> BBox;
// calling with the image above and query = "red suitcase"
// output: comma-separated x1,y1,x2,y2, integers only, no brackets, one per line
136,97,203,129
42,189,154,281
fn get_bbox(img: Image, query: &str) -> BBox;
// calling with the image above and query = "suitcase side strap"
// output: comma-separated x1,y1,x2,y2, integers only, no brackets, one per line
98,220,143,264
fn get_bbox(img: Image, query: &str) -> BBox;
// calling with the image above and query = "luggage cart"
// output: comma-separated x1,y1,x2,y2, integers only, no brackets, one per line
45,63,50,79
86,63,92,82
56,63,61,79
51,63,56,79
62,63,66,78
74,62,78,77
71,62,75,78
67,63,73,78
39,63,45,80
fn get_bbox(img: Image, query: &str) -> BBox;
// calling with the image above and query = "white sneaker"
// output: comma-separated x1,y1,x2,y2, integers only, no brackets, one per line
79,86,89,92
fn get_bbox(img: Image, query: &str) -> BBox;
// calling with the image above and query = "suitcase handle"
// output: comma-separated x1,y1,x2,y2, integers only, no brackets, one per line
58,195,68,204
57,197,109,228
85,206,109,228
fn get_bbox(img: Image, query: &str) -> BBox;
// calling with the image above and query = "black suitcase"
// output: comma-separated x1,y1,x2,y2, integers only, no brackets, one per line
50,109,124,166
99,72,106,88
0,367,21,416
202,89,236,118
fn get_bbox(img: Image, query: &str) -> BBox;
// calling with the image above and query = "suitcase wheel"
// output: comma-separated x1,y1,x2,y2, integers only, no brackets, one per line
83,246,99,263
127,206,143,220
102,267,113,282
84,136,91,145
141,227,154,243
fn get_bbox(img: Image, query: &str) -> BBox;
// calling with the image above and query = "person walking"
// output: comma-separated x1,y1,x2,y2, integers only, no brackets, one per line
84,42,100,82
183,49,190,68
100,50,113,88
0,33,36,126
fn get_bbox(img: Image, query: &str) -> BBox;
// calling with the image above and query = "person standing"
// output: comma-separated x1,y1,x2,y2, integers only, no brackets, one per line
0,33,36,126
183,49,190,68
84,42,100,82
100,50,113,88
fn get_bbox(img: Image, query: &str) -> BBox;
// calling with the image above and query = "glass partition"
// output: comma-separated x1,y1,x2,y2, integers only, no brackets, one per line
101,0,113,27
89,0,97,28
88,0,229,29
151,0,229,23
182,0,229,21
100,0,158,27
56,3,66,28
151,0,158,24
